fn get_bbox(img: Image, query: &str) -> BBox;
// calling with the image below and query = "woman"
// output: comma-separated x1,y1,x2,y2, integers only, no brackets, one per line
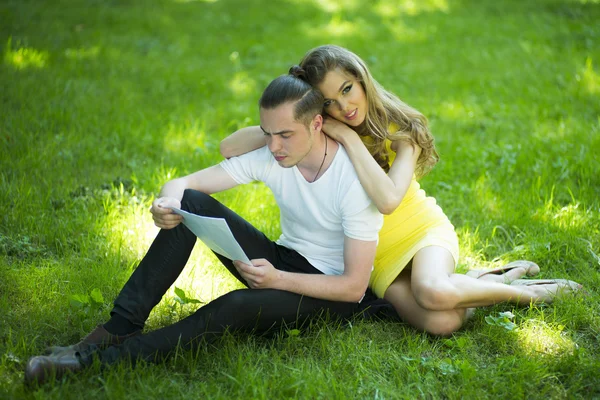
220,45,580,335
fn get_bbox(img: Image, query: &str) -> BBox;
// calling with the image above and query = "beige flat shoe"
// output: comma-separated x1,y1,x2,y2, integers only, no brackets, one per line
510,278,582,290
510,278,585,302
466,260,540,281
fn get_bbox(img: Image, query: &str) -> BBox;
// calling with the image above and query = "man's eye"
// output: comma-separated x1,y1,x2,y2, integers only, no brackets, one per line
281,134,291,139
342,84,352,94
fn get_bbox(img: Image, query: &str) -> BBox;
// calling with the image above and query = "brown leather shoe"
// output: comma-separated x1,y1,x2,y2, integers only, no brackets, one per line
45,324,141,355
24,351,84,386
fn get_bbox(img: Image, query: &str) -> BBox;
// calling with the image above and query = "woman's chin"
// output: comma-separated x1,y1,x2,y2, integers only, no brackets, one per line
327,114,365,127
350,117,367,128
344,116,364,127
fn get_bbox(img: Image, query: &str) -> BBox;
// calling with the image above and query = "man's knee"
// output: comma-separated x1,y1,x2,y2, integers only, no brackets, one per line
181,189,214,214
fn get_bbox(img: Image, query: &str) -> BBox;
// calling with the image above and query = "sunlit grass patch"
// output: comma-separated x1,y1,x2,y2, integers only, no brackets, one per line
532,188,597,231
288,0,359,13
532,117,571,141
212,182,280,240
576,56,600,94
382,19,428,43
455,227,491,273
229,71,258,97
3,38,48,70
458,225,543,275
301,14,359,39
549,203,595,230
100,185,156,262
4,46,48,69
437,99,482,122
517,319,577,357
374,0,450,17
473,173,503,217
162,119,218,156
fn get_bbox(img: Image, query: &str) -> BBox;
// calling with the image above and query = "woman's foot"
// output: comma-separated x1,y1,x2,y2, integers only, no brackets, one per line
466,260,540,284
513,279,583,304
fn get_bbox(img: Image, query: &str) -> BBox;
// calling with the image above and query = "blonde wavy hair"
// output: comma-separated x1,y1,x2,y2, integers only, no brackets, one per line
294,45,439,175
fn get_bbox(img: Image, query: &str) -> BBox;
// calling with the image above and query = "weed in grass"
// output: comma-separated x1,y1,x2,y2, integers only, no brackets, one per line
168,286,203,321
485,311,518,332
0,234,51,259
69,288,105,312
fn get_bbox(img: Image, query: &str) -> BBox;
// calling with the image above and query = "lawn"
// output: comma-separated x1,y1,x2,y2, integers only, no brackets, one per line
1,0,599,398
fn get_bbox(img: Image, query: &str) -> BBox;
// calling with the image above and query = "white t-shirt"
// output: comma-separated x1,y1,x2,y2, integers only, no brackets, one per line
220,146,383,276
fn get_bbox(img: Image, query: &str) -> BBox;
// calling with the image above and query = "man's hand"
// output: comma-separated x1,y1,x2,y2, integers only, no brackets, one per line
151,197,183,229
233,258,280,289
322,117,358,144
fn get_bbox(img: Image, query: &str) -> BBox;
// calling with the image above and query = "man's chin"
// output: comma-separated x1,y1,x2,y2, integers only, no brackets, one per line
274,157,297,168
277,161,295,168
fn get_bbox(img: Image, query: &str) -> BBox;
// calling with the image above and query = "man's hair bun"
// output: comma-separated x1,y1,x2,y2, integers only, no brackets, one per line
289,65,306,79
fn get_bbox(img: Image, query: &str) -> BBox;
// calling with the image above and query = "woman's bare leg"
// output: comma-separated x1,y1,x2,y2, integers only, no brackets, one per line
383,268,473,336
410,246,578,311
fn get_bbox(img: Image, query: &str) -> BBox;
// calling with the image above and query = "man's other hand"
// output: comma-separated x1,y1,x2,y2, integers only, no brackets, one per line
151,197,183,229
233,259,280,289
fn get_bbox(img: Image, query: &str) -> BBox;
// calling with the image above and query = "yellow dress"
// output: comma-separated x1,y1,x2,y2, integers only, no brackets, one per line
368,138,459,298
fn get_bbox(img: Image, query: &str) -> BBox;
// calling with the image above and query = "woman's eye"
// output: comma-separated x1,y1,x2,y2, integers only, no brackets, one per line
324,100,333,107
342,84,352,94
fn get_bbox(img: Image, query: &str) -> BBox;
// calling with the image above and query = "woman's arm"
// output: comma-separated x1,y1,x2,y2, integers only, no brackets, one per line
219,126,267,159
323,119,420,215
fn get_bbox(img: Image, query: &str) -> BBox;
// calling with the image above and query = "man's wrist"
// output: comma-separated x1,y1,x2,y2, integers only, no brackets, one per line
272,269,288,291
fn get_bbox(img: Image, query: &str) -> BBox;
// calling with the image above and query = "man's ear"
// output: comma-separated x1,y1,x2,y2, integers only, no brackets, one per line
312,114,323,133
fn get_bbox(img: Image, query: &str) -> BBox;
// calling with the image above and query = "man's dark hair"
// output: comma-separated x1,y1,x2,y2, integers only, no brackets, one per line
259,75,324,127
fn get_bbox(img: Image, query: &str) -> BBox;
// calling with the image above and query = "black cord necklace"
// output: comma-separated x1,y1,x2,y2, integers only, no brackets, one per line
312,136,328,182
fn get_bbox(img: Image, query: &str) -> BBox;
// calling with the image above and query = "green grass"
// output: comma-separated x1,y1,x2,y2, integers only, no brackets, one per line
1,0,599,398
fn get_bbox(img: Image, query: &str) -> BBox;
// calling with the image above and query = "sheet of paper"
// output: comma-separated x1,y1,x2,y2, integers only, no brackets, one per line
169,208,251,264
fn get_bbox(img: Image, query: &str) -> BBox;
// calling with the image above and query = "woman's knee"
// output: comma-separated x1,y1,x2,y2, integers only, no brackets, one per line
412,278,459,311
421,310,465,337
411,247,458,311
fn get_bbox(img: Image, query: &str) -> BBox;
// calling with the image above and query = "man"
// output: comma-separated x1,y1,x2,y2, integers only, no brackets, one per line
25,74,385,385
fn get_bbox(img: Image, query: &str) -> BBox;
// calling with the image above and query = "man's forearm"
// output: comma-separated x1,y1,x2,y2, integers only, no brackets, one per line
273,270,368,303
157,166,240,201
267,237,377,303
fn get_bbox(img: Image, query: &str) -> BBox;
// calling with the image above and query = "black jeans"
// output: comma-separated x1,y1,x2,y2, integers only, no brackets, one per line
88,189,391,365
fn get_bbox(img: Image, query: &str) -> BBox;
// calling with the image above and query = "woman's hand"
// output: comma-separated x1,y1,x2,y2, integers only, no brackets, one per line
322,117,358,144
151,197,183,229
